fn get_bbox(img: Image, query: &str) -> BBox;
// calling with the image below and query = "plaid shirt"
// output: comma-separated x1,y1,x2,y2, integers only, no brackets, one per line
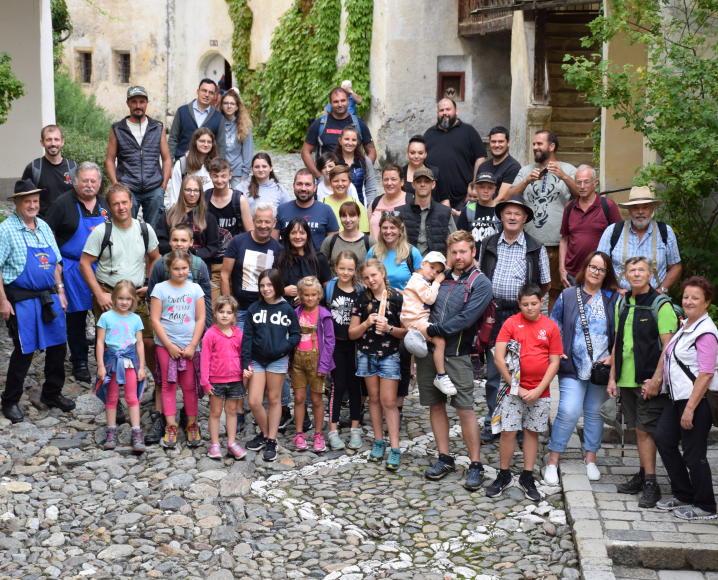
491,231,550,302
0,213,62,284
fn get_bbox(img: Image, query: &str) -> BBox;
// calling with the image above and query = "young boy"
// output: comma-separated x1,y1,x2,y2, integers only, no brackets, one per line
486,284,562,501
457,172,500,247
400,252,453,395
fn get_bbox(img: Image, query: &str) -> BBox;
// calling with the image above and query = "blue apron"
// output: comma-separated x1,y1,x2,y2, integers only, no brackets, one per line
9,230,66,354
59,202,108,313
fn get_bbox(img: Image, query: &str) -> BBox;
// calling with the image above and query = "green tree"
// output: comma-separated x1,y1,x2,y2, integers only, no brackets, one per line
563,0,718,284
0,53,24,125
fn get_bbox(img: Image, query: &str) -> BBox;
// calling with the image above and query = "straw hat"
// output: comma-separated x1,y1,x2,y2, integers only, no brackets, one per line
618,186,662,208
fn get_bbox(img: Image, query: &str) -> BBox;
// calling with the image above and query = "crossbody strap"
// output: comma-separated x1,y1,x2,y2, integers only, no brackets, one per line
576,286,594,361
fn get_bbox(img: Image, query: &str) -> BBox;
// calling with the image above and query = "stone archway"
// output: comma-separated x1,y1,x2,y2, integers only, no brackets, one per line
199,51,233,93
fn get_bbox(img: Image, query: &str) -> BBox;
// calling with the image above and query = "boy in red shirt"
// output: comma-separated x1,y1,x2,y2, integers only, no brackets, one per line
487,284,562,501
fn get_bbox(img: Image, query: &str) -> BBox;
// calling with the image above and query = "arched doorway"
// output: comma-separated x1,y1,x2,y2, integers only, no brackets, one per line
199,52,233,94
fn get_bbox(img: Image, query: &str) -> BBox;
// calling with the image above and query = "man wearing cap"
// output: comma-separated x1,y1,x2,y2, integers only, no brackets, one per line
597,186,681,293
558,164,621,287
478,194,551,442
21,124,77,218
475,126,521,202
105,86,172,229
46,161,109,384
395,167,455,256
0,180,75,423
457,172,501,247
168,78,222,161
506,130,578,308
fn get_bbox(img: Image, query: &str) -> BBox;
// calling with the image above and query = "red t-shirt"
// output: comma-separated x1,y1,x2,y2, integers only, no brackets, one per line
496,313,563,397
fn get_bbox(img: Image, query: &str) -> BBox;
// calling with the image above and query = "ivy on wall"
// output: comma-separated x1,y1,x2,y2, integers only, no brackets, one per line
226,0,373,151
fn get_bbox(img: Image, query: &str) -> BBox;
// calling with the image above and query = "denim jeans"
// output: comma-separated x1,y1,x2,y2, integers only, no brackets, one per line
547,376,608,453
131,186,164,229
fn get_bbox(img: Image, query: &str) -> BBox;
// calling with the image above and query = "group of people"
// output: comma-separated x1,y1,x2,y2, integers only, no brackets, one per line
3,81,715,521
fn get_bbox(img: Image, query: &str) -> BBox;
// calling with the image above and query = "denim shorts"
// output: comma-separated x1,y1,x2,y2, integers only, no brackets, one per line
356,351,401,380
251,355,289,374
210,381,246,400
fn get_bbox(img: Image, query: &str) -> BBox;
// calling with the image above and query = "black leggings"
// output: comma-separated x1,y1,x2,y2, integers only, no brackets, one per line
329,340,362,424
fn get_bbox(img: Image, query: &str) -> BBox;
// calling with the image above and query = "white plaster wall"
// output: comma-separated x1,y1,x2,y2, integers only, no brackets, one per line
0,0,54,181
509,11,532,165
248,0,294,68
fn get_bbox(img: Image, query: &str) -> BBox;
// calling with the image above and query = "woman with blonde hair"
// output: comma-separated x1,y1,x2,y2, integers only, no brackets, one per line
217,89,254,187
366,213,422,291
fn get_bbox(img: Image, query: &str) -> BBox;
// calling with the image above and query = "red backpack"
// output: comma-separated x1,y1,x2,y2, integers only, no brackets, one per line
461,270,496,355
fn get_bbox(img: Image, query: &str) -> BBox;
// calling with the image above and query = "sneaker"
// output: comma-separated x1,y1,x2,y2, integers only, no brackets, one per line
386,448,401,471
236,413,246,434
425,454,456,480
293,432,308,452
519,473,541,501
464,461,485,491
347,428,363,450
303,414,313,433
404,328,428,358
145,411,165,445
674,505,718,521
486,470,513,498
227,441,247,460
161,424,178,449
369,439,387,462
185,422,202,448
543,464,560,486
433,374,457,396
263,438,278,462
638,479,662,508
103,427,117,450
617,470,645,494
131,429,145,454
208,443,222,459
656,496,690,511
327,430,345,450
278,408,293,434
585,462,601,481
245,432,267,451
312,432,327,453
480,424,499,443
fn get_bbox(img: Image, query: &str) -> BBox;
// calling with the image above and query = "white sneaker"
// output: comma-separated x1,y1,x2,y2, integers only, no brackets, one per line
433,374,457,396
543,464,560,485
585,462,601,481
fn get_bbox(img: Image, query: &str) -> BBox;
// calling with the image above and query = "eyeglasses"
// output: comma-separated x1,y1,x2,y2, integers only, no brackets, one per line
184,188,201,194
575,179,594,185
587,264,607,274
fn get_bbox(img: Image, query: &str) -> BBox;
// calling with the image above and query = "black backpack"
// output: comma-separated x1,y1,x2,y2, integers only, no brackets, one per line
98,221,150,260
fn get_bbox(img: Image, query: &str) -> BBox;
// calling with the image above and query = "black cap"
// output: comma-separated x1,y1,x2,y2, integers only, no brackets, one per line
474,172,496,185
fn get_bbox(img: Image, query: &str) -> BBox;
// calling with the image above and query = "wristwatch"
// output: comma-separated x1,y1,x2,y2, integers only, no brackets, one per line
55,283,65,291
659,285,669,293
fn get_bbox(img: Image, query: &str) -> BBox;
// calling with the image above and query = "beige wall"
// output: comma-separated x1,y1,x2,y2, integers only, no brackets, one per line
0,0,54,181
248,0,293,68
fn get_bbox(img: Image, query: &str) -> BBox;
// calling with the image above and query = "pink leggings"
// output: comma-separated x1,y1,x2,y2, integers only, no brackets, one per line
105,369,140,409
155,346,198,417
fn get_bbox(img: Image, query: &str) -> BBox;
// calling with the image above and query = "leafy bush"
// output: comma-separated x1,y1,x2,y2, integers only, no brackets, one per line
0,53,24,125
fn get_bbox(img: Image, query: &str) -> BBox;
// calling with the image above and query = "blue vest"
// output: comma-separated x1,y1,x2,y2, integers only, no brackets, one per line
174,104,221,159
113,116,164,193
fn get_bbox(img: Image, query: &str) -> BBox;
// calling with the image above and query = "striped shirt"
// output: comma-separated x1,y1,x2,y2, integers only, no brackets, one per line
0,213,62,284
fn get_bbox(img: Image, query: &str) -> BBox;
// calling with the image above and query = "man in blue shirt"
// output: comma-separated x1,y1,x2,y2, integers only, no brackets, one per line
168,79,221,160
274,169,339,249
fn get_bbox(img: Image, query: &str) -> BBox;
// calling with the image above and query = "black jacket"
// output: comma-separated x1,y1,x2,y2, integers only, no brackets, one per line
395,200,453,255
241,299,300,369
112,116,164,193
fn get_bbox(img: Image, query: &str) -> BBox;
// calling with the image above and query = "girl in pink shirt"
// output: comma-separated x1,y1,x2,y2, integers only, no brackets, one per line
200,296,248,460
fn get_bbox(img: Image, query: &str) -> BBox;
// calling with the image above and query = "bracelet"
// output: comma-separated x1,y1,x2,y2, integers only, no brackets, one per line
387,325,394,335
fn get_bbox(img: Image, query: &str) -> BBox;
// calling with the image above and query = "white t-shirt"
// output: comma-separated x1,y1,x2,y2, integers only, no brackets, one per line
150,280,205,348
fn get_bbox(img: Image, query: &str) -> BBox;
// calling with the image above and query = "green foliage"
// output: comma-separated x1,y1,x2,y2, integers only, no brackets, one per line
226,0,254,90
562,0,718,286
51,0,72,69
54,69,111,167
335,0,373,117
0,53,24,125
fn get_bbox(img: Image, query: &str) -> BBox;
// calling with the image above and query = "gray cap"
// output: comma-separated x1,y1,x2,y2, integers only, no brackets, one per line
126,86,148,99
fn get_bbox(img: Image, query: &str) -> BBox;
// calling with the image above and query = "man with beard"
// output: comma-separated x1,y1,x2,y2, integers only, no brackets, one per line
274,169,339,249
424,98,487,213
507,130,578,308
21,125,77,218
105,86,172,228
475,126,521,202
597,186,681,293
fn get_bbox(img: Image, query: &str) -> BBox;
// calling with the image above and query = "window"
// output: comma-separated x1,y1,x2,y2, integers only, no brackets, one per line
116,51,131,84
437,72,465,102
77,51,92,84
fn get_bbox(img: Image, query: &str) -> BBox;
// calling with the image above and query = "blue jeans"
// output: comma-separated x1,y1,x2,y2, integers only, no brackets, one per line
237,310,247,330
483,353,500,427
548,376,608,454
131,186,164,229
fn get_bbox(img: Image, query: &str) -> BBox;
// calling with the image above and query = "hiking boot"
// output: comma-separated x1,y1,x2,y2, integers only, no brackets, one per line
263,438,278,462
208,443,222,459
519,472,541,501
617,470,645,494
486,469,513,498
131,429,145,454
103,426,117,450
245,432,267,451
278,408,293,434
185,422,202,447
327,430,345,450
161,424,178,449
638,479,661,508
73,363,91,384
227,441,247,460
293,432,308,452
347,428,363,450
480,424,499,443
145,411,165,445
386,448,401,471
425,454,456,480
433,374,457,396
464,461,485,491
369,439,387,462
674,505,718,520
312,432,327,453
656,496,690,511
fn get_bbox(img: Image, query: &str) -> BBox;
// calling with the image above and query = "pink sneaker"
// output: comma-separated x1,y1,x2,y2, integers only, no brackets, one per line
312,432,327,453
227,442,246,460
293,432,308,451
207,443,222,459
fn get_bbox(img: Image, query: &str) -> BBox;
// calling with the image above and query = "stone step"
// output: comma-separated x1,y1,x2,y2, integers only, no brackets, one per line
558,134,594,151
551,151,595,167
551,90,592,107
551,107,598,122
551,120,597,135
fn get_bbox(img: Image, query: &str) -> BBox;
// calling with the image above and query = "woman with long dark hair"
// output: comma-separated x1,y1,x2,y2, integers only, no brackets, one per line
239,152,290,215
167,127,217,207
335,125,377,207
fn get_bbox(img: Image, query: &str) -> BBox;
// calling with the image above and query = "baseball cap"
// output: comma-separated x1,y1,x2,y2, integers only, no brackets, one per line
422,251,447,267
127,86,148,99
474,172,497,184
413,167,435,181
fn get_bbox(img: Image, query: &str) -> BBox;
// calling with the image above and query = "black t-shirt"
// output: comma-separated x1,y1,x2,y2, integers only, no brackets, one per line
328,285,358,341
400,163,448,203
477,156,521,198
45,192,109,247
22,157,76,218
457,203,499,247
279,252,332,288
305,114,373,157
351,288,403,357
224,232,282,309
208,196,244,262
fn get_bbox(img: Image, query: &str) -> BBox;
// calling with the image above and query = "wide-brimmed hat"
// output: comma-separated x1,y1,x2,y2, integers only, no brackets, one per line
619,186,662,208
494,194,534,223
9,179,42,200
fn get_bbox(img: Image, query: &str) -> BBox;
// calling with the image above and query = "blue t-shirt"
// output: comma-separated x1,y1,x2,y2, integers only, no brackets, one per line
97,310,144,351
366,245,423,291
275,200,340,249
150,280,205,348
